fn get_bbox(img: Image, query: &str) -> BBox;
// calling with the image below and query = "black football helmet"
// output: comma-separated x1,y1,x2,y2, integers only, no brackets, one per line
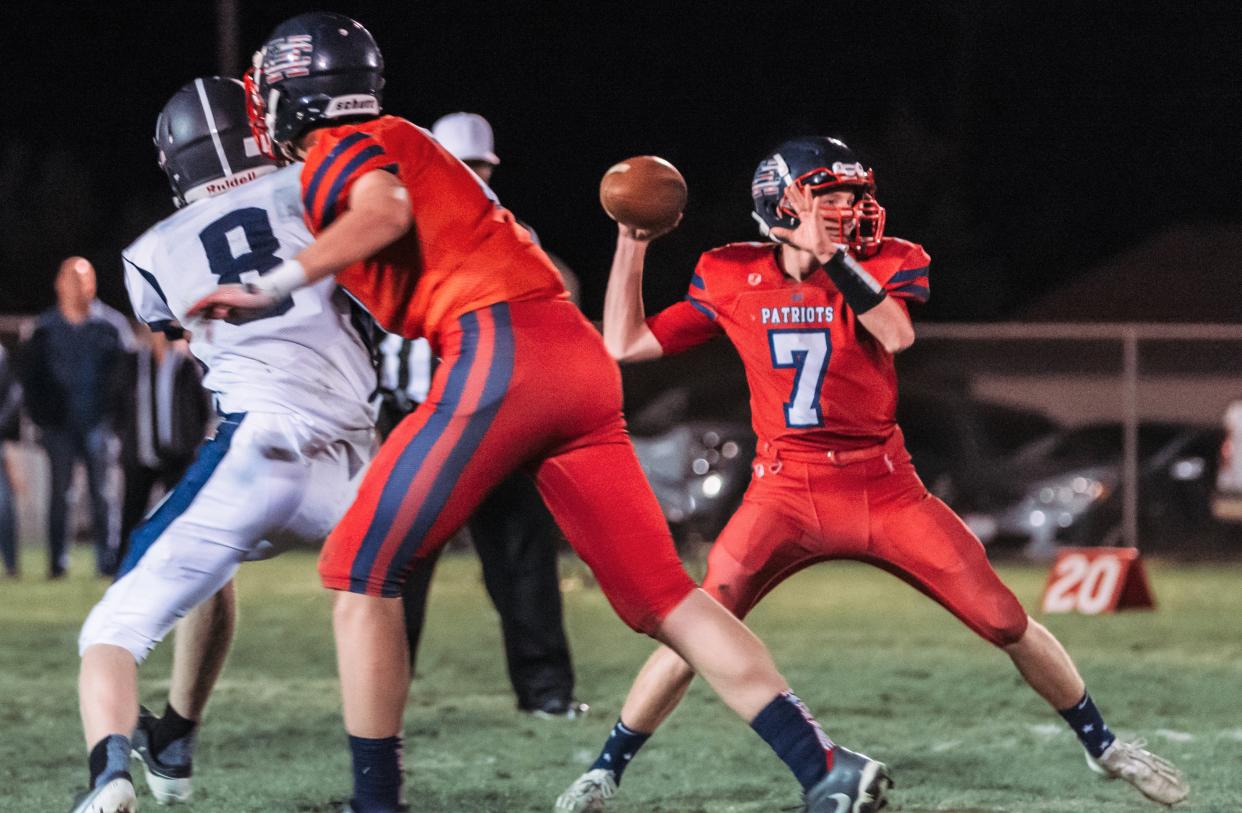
750,136,886,254
154,77,279,207
245,12,384,160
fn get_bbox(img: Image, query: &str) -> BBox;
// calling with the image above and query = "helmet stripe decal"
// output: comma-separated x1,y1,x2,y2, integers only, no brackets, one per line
194,78,233,176
772,152,793,187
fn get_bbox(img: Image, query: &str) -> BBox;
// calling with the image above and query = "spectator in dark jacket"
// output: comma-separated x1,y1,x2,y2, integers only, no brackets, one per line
0,344,21,577
117,331,211,565
17,257,133,577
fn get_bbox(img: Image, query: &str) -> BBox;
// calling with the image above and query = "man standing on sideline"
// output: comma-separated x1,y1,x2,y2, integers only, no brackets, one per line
0,342,21,577
384,111,586,719
117,330,211,566
17,258,133,577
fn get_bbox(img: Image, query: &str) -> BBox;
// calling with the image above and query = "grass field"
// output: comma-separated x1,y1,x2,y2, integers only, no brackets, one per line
1,546,1240,812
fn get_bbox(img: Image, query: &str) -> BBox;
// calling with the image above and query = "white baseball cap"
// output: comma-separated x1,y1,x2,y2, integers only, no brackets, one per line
431,112,500,165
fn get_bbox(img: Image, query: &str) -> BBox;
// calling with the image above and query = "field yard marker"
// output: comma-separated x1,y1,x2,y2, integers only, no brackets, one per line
1041,547,1155,615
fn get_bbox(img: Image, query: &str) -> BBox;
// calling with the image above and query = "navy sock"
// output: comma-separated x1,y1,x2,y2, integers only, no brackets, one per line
750,691,835,791
152,703,198,758
348,735,404,812
88,734,132,789
1058,692,1116,758
590,719,651,784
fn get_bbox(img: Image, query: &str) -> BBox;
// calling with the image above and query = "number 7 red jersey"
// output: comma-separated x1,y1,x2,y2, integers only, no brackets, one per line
646,239,930,453
300,115,566,347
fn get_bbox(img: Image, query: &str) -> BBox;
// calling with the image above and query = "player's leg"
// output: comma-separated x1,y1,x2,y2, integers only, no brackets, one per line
538,435,890,812
127,580,238,803
867,455,1187,804
319,305,543,813
558,494,817,811
470,473,577,715
75,415,308,804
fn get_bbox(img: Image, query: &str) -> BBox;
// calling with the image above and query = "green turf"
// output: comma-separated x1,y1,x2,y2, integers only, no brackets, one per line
1,546,1239,812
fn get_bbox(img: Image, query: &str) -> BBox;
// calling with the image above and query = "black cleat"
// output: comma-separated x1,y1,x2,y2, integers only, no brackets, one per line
522,697,591,720
131,706,194,803
804,746,892,813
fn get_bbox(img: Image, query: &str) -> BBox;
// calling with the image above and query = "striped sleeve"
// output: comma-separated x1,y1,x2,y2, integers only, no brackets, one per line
645,260,724,355
303,131,400,231
883,244,931,303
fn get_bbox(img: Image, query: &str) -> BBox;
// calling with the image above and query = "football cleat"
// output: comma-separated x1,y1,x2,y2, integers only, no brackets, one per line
69,776,137,813
1087,738,1189,806
342,802,410,812
554,768,618,812
131,707,194,804
526,698,591,721
803,746,892,813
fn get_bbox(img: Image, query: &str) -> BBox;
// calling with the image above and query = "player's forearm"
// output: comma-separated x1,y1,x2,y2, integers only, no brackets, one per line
294,203,410,285
603,235,663,362
858,297,915,354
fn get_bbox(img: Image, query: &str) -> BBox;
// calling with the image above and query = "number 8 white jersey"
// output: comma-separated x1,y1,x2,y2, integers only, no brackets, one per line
122,164,375,435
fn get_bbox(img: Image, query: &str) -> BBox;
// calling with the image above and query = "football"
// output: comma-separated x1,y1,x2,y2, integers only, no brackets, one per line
599,155,687,231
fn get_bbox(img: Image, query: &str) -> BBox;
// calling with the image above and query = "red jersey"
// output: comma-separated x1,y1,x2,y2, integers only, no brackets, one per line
300,116,566,347
646,238,930,453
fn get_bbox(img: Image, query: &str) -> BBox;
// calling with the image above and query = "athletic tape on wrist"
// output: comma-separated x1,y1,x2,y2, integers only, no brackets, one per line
248,259,308,301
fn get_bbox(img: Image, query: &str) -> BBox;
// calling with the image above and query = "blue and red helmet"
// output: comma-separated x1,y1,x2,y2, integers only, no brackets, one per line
750,136,885,253
155,76,278,207
245,12,385,159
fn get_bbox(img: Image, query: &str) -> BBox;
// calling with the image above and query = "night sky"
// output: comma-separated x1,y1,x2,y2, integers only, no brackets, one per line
2,1,1240,321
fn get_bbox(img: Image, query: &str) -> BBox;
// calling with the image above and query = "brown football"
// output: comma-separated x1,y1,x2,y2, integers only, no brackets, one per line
599,155,687,231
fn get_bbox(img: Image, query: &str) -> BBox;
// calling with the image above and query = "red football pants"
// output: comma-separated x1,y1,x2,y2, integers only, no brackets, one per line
319,299,694,634
703,430,1029,647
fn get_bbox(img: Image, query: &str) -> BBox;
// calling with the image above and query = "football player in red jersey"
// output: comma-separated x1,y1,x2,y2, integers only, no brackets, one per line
190,13,890,813
554,137,1189,812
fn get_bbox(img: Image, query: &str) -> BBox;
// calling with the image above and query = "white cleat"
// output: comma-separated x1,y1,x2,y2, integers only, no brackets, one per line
69,777,138,813
554,768,618,813
1087,738,1189,806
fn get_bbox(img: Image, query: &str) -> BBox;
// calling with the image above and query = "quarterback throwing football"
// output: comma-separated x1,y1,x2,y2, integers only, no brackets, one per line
555,137,1189,811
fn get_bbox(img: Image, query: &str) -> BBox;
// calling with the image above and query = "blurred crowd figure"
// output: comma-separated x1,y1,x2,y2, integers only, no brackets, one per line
377,112,587,718
16,258,133,578
0,343,21,576
116,329,211,568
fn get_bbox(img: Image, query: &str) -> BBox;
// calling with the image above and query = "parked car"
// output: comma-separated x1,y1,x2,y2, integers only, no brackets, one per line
897,386,1061,506
1210,400,1242,523
624,364,1060,546
627,385,755,547
959,421,1222,558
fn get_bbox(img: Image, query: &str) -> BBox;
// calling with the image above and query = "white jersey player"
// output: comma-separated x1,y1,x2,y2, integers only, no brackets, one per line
72,78,376,813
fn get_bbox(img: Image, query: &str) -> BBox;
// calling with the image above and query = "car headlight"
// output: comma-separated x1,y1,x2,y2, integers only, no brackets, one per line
1029,473,1111,515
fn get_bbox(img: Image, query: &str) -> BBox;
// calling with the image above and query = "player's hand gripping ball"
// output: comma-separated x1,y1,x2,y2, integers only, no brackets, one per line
599,156,687,233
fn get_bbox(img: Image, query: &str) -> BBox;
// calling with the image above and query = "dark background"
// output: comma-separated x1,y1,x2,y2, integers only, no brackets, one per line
2,1,1240,321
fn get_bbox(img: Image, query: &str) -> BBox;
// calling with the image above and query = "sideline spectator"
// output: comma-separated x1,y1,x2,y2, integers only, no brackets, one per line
0,343,21,577
17,257,133,577
117,329,211,565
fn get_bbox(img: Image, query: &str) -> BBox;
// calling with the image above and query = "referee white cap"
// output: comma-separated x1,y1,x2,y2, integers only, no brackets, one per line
431,112,500,165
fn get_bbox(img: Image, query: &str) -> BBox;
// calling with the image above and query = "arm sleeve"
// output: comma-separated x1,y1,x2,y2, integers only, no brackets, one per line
122,249,180,337
644,262,725,355
881,244,931,304
302,131,401,231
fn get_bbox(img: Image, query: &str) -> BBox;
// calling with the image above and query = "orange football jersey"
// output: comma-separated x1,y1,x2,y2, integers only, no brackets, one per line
300,116,566,346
